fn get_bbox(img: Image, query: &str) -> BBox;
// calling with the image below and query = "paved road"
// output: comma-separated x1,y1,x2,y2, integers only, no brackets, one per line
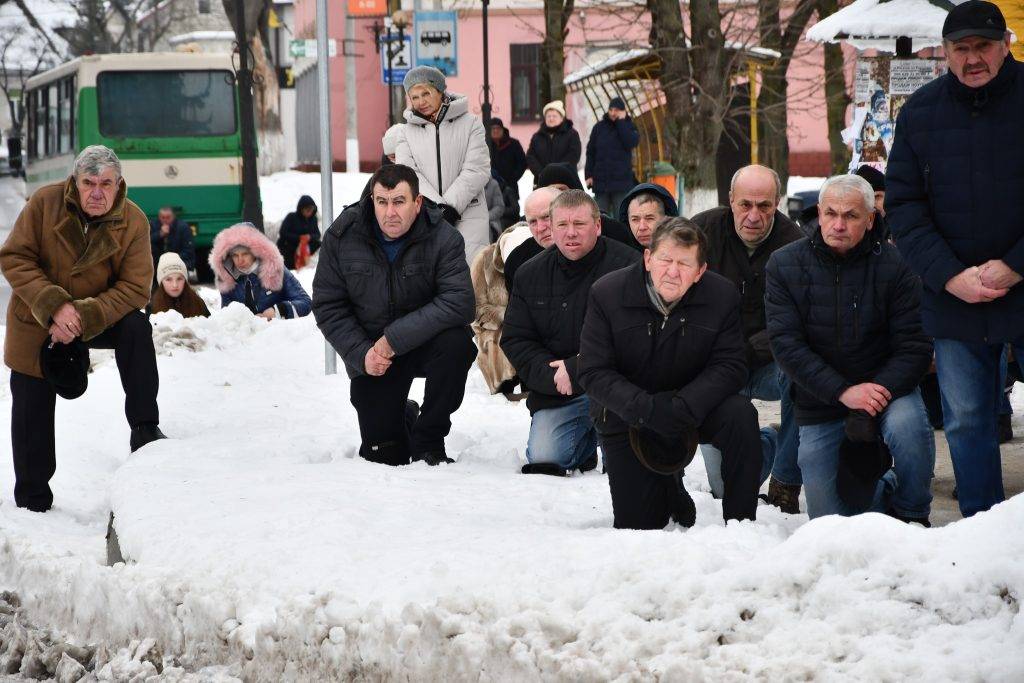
0,177,25,319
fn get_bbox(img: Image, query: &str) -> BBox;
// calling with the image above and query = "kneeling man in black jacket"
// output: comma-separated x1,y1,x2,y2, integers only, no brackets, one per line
501,190,639,475
312,164,477,466
579,218,762,529
765,174,934,523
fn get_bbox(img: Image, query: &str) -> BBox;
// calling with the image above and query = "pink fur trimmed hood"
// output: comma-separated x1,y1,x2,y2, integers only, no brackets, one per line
209,224,286,294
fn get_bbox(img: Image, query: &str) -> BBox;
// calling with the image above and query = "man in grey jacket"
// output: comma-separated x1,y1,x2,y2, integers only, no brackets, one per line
312,164,477,467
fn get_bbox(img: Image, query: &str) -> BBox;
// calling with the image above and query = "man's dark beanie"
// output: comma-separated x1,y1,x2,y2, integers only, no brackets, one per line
855,165,885,192
535,163,584,190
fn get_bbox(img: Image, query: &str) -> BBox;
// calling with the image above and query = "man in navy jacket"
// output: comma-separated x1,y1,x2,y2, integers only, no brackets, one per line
886,0,1024,517
585,97,640,216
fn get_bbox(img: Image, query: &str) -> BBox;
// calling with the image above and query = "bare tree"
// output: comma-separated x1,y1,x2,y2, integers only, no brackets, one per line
540,0,574,105
223,0,284,174
755,0,818,186
0,24,58,137
61,0,184,55
647,0,731,213
817,0,851,174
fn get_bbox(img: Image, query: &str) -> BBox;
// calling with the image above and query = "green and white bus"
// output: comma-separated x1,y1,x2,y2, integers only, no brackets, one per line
25,52,245,252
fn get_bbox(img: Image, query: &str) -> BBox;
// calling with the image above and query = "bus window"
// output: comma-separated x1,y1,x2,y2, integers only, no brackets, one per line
97,70,236,138
47,84,57,155
33,89,46,159
58,77,73,154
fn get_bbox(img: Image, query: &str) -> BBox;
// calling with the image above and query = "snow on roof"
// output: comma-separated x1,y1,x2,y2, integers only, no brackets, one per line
564,48,650,86
564,42,782,86
807,0,949,43
168,31,237,46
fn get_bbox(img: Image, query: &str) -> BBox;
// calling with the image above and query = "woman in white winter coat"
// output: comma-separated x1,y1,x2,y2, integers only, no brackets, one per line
395,66,491,262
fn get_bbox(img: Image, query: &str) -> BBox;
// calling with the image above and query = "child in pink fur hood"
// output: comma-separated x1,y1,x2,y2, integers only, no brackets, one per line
209,223,312,319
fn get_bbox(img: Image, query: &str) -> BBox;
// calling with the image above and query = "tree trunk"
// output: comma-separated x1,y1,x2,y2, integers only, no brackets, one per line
818,0,851,174
755,0,817,190
648,0,726,214
540,0,573,105
251,32,285,174
823,42,851,173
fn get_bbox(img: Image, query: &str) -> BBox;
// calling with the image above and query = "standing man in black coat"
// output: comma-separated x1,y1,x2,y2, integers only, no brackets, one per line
766,175,935,523
585,97,640,216
690,164,805,513
526,101,582,178
488,118,527,197
579,218,762,529
501,190,639,475
886,0,1024,518
312,164,476,467
149,206,196,276
277,195,322,270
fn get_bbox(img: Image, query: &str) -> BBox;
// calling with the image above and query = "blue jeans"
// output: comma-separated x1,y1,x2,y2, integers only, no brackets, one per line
526,395,598,470
701,362,800,497
935,339,1024,517
798,390,935,519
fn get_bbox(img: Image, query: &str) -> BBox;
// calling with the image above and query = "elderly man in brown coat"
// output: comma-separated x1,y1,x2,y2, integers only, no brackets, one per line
0,145,165,512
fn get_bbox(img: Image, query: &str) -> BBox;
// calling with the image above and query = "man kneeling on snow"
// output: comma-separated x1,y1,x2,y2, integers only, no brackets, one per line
501,190,639,476
312,164,476,466
765,174,935,523
578,218,762,529
0,145,166,512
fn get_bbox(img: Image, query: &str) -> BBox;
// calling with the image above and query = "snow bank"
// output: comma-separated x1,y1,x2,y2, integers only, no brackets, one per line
0,301,1022,679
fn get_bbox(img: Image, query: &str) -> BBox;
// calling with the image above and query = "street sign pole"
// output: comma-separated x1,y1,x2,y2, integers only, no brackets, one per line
316,0,337,375
386,22,394,125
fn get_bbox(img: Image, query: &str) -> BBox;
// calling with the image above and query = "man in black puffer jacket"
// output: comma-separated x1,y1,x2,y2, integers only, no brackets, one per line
312,164,476,467
691,164,804,512
501,190,639,475
886,1,1024,518
579,217,762,529
766,175,934,523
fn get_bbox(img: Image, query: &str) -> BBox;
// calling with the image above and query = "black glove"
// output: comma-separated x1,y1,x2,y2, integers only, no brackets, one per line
439,204,461,226
644,391,683,437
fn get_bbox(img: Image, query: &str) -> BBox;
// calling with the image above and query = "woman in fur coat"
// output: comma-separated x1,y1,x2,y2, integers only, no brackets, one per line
209,223,311,319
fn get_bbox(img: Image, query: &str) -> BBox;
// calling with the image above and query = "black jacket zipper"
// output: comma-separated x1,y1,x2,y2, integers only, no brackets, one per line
834,264,842,352
434,123,443,193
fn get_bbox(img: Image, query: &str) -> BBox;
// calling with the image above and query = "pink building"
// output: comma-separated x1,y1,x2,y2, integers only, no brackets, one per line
290,1,841,178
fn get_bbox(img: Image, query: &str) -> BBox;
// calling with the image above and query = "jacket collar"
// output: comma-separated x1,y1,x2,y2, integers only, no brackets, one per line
55,175,128,276
948,54,1019,107
405,94,469,127
809,223,881,263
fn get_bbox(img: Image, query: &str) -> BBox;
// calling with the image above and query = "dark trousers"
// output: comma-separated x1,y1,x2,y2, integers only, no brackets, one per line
11,310,159,511
349,327,476,466
601,394,761,529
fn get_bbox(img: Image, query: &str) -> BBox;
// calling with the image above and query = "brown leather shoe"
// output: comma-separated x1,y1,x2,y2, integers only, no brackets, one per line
765,476,801,515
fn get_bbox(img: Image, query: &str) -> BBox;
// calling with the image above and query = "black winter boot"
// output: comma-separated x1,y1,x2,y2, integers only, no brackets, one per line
130,424,167,453
763,476,801,515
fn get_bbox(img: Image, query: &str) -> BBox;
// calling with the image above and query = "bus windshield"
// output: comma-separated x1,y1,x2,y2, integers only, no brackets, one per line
97,70,237,138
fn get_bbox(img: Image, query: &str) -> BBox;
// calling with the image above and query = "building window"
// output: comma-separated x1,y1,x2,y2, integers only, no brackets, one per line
197,0,211,14
510,43,541,123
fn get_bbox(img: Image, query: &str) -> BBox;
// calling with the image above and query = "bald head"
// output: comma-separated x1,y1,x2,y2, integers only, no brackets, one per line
729,165,781,247
524,186,562,248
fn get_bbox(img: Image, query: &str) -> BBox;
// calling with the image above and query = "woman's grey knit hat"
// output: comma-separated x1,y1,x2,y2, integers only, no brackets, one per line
403,65,447,94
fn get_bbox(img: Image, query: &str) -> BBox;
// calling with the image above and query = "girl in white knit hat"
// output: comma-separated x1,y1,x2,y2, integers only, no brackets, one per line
149,252,210,317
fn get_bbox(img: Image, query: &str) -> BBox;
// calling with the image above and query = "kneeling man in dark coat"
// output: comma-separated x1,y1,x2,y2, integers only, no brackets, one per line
765,174,934,523
501,189,639,475
313,164,477,467
579,218,762,529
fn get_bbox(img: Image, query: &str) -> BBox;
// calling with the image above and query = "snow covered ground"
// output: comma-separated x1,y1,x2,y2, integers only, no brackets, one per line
0,264,1022,680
